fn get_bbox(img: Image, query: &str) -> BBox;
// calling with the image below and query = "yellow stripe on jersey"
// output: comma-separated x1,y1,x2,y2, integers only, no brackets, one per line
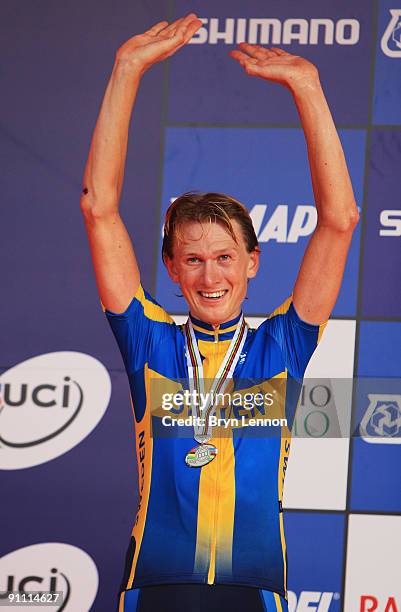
197,433,236,583
268,294,329,344
277,369,291,598
215,435,236,576
318,320,328,344
194,454,216,575
268,296,293,318
135,285,174,324
274,592,284,611
194,339,236,584
100,283,174,324
99,284,145,314
126,363,154,589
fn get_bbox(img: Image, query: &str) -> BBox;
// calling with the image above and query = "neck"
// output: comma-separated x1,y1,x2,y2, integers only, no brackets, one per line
189,310,242,328
188,310,243,342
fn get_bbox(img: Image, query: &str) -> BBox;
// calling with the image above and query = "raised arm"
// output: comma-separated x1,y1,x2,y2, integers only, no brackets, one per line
229,44,359,324
80,13,202,313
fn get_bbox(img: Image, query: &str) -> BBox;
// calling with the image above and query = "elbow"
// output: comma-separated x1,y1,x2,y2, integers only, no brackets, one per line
343,206,360,232
338,205,360,232
80,189,119,222
80,193,92,218
319,204,360,233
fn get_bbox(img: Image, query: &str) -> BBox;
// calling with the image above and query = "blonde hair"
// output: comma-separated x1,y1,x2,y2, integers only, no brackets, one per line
162,191,259,262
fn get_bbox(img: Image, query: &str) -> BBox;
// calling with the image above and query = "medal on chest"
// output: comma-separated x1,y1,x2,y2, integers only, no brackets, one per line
183,315,247,467
185,443,218,468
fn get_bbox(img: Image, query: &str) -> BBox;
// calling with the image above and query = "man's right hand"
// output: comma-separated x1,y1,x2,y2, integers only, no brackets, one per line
115,13,202,74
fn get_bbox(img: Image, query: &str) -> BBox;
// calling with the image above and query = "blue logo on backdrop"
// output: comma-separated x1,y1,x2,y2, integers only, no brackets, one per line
374,2,401,123
155,127,365,316
360,395,401,442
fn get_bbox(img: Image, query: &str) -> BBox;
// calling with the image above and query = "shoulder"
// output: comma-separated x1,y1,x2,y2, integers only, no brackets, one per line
105,283,175,326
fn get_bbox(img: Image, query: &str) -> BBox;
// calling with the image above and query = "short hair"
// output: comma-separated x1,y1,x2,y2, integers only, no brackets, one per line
162,191,259,263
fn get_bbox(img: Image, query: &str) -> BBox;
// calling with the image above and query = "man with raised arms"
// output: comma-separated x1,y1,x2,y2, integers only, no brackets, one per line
81,12,359,612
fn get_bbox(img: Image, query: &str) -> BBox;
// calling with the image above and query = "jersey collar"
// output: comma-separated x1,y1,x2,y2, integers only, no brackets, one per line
188,311,243,342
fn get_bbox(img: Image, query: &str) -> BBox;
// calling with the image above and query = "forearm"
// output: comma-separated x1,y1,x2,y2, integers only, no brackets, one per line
291,77,359,231
81,59,143,217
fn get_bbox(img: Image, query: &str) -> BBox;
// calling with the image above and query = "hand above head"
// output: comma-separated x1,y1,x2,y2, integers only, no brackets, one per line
116,13,202,74
229,43,319,93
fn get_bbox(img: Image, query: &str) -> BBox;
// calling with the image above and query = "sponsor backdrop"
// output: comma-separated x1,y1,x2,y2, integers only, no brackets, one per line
1,0,400,610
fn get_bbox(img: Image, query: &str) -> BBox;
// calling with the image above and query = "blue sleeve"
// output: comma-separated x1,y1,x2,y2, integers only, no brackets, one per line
103,284,176,374
266,296,328,379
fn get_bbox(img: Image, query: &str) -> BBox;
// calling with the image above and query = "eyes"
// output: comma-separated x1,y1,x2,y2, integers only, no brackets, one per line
186,254,232,264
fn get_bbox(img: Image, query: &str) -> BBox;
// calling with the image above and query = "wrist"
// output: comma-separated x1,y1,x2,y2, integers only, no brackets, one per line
288,70,322,98
113,55,146,79
290,73,332,123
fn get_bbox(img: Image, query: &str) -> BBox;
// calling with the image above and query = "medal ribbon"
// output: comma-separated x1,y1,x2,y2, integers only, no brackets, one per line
184,314,248,444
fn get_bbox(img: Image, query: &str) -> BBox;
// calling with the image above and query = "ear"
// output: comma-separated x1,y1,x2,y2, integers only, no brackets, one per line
165,256,180,283
246,248,260,279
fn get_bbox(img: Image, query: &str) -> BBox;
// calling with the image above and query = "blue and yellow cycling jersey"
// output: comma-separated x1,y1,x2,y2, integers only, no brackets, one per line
105,284,326,607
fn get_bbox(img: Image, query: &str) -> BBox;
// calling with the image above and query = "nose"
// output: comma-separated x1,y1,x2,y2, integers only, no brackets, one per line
202,260,223,287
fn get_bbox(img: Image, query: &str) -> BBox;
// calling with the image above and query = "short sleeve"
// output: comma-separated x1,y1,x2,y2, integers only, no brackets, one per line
266,295,328,379
103,284,175,374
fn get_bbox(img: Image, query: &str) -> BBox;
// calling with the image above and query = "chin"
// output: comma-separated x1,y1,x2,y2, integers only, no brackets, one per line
199,304,235,324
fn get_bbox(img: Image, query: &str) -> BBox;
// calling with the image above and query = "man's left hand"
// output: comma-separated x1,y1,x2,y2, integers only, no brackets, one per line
229,44,319,93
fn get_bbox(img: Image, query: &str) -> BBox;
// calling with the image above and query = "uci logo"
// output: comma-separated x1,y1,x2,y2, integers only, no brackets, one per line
0,352,111,469
381,9,401,58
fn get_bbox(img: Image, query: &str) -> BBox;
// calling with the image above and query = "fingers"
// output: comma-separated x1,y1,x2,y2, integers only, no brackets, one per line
181,16,203,42
162,16,186,37
164,15,202,56
238,42,272,60
270,47,287,56
146,20,169,37
237,42,288,59
240,62,265,78
230,50,256,62
230,43,292,79
229,49,258,66
163,12,199,38
229,50,262,78
157,14,202,60
173,14,202,45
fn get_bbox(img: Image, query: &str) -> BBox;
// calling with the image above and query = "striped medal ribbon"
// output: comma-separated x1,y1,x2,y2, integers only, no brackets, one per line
183,314,247,467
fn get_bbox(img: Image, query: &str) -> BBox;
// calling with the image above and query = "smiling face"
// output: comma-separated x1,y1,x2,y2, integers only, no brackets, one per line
165,219,259,326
